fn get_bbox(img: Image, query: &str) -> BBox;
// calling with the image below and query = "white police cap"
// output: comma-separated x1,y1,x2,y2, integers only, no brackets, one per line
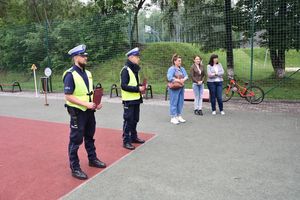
68,44,88,57
126,47,140,57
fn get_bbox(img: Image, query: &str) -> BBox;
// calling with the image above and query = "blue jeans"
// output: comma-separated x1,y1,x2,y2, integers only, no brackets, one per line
207,81,223,112
192,83,204,110
169,87,184,117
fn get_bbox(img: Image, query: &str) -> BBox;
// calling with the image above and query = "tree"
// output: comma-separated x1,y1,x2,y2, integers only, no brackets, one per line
152,0,181,41
0,0,28,25
183,0,227,51
125,0,149,46
92,0,124,15
24,0,84,25
0,0,129,72
0,0,85,25
0,0,8,18
140,10,164,42
233,0,300,78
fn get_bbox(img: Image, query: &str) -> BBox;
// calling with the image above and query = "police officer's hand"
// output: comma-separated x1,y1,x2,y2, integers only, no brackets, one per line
96,103,102,110
139,86,146,92
86,102,96,110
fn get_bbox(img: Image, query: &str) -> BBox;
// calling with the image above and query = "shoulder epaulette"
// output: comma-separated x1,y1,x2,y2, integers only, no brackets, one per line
67,67,75,73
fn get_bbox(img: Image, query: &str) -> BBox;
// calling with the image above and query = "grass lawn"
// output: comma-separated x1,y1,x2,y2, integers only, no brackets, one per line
1,42,299,100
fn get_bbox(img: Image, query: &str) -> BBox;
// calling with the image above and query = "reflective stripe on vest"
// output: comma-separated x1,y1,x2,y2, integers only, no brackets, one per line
63,68,93,111
121,66,140,101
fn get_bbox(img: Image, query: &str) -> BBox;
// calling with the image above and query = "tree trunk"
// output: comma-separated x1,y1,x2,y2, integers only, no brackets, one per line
130,0,146,47
130,11,138,46
31,0,42,24
270,49,285,78
268,1,287,79
224,0,234,78
0,1,8,18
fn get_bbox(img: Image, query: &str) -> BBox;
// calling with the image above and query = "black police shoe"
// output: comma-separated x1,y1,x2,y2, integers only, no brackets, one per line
123,143,135,150
72,169,88,180
89,159,107,168
131,138,145,144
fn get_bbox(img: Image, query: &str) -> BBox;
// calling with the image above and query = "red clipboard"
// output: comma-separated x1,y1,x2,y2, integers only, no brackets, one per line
141,79,147,94
93,87,103,106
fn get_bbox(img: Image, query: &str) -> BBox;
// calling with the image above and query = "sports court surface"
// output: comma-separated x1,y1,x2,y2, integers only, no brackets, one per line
0,92,299,200
0,116,154,199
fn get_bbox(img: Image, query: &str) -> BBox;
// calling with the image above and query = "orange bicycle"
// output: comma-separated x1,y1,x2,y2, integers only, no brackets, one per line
222,78,265,104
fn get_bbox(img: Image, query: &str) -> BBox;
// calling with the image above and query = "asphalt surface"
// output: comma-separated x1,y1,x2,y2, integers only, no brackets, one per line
0,93,299,200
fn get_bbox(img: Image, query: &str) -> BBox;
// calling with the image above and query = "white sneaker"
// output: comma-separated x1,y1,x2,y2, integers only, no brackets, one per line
212,111,217,115
221,111,225,115
170,117,180,125
177,116,186,123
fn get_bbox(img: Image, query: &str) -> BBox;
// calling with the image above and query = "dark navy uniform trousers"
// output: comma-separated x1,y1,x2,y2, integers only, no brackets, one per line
67,106,97,171
123,103,140,144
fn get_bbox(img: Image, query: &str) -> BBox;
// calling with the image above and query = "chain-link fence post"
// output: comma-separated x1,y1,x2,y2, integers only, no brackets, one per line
128,10,132,49
249,0,255,87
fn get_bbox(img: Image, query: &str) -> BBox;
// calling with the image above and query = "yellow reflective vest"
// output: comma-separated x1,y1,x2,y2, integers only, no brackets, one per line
63,68,93,111
121,66,141,101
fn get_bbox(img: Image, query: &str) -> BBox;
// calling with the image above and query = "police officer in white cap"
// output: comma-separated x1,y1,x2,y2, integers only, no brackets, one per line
120,47,146,150
63,44,106,180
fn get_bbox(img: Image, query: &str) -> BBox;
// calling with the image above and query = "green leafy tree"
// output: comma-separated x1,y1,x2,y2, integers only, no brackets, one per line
92,0,124,15
0,0,28,25
0,0,129,72
152,0,181,41
183,0,227,51
124,0,149,46
233,0,300,78
0,0,8,18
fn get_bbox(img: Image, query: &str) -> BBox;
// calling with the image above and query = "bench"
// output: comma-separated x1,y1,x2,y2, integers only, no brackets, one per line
184,88,210,102
165,87,209,102
143,84,153,99
110,83,153,99
94,83,102,89
110,83,120,98
0,81,22,92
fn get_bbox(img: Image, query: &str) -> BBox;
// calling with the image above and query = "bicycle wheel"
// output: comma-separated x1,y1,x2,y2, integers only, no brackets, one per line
245,86,265,104
222,85,234,102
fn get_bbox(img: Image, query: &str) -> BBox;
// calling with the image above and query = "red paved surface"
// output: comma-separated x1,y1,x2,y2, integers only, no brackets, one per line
0,116,154,200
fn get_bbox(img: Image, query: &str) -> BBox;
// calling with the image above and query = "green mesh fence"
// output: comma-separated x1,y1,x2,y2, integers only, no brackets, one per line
0,0,299,100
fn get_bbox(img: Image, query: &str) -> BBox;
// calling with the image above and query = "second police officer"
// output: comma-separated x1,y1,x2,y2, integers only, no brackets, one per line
120,47,146,150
